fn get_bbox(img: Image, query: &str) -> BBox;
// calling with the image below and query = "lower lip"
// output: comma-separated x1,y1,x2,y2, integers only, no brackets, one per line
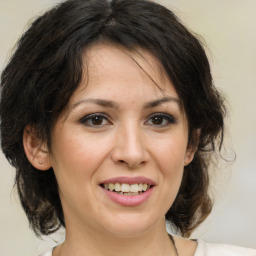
101,187,154,207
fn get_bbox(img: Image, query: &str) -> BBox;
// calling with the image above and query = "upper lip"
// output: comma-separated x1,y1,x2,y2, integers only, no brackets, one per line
100,176,156,186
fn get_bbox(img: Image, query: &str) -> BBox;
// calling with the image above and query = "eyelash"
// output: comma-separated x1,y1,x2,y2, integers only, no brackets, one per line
145,113,177,127
80,113,111,128
79,112,177,128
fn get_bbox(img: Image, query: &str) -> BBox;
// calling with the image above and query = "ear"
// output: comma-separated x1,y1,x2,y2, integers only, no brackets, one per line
184,129,200,166
184,147,196,166
23,125,52,171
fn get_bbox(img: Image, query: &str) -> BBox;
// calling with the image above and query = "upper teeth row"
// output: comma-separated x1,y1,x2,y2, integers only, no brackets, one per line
103,183,149,193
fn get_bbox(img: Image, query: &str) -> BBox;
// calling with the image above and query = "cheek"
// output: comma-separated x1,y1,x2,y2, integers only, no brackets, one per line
152,135,187,200
153,135,188,171
49,132,106,213
50,129,111,187
160,146,185,189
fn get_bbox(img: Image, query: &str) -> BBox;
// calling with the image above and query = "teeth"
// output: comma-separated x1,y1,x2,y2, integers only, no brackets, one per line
121,183,130,192
103,183,150,193
109,183,115,191
115,183,121,192
117,192,140,195
104,184,109,190
130,184,138,193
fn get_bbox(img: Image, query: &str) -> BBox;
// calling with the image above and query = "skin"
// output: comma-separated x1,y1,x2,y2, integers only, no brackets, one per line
24,43,197,256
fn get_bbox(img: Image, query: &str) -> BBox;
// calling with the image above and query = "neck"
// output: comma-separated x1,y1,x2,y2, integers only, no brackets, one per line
57,220,177,256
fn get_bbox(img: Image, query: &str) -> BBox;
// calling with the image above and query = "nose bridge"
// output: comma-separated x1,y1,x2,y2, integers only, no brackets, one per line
112,120,148,168
123,121,143,152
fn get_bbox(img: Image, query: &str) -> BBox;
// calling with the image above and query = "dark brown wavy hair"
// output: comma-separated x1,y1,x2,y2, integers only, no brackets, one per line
0,0,226,237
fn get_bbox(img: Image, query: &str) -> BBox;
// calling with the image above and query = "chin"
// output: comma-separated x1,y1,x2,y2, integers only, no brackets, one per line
100,212,160,238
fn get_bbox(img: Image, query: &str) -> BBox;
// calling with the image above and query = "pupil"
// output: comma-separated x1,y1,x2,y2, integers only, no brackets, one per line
92,116,103,125
153,116,163,125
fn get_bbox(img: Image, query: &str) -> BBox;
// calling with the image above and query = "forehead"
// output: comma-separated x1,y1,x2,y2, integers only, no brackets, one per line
66,43,181,109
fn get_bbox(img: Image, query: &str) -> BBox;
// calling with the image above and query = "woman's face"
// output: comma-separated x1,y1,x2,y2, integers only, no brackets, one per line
48,43,194,238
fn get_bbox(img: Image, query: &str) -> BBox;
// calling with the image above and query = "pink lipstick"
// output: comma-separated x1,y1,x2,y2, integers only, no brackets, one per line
99,176,155,207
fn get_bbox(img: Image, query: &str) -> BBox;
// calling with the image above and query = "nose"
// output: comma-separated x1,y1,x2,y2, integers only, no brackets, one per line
111,123,150,169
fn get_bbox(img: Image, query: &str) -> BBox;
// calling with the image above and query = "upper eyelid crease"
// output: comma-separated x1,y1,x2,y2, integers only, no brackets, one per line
80,113,109,121
80,113,111,126
79,112,177,129
64,99,119,121
147,113,177,124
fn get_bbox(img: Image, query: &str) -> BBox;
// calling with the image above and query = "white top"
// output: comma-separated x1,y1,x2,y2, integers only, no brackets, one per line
194,240,256,256
38,240,256,256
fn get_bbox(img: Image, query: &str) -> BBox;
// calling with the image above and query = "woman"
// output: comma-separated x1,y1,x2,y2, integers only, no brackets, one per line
0,0,255,255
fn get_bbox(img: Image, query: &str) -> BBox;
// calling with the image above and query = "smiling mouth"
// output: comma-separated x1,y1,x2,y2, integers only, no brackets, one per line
100,183,153,196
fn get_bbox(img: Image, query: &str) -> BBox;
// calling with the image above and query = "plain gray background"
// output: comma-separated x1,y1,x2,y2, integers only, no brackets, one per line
0,0,255,255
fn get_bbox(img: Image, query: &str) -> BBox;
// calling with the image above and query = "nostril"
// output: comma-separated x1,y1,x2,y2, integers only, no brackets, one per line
118,160,128,165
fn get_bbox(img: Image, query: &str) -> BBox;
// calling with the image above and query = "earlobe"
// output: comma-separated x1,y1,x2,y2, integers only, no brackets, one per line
23,125,51,171
184,149,196,166
184,129,200,166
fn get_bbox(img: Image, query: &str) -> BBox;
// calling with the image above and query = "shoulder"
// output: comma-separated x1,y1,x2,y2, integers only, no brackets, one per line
195,240,256,256
38,248,53,256
172,235,256,256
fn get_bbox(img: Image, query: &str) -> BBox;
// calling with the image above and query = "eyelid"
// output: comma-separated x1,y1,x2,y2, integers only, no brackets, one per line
79,113,112,127
145,112,177,126
78,112,177,128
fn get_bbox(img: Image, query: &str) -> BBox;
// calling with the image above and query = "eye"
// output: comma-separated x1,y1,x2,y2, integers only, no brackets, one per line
80,113,111,127
145,113,177,127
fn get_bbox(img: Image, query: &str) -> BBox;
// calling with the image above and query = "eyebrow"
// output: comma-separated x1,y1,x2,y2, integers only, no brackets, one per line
71,96,180,110
71,99,119,109
143,96,180,108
